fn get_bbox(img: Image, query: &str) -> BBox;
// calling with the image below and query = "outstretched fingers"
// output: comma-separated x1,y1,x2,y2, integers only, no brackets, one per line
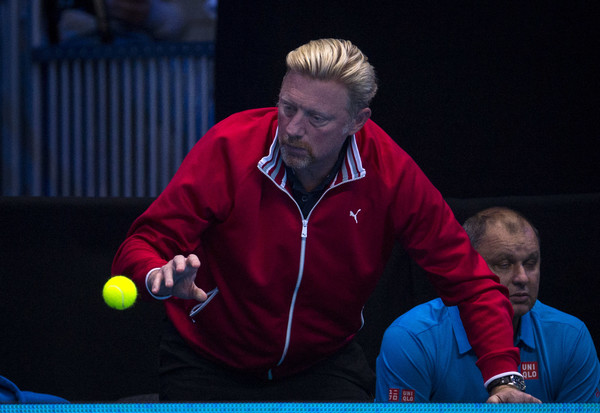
148,254,203,299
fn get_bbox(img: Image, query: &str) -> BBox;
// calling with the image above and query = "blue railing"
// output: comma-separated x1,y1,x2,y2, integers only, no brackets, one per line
1,0,216,197
30,42,214,197
0,403,598,413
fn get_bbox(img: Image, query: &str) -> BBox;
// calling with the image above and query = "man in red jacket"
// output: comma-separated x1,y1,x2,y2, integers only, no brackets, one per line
112,38,540,403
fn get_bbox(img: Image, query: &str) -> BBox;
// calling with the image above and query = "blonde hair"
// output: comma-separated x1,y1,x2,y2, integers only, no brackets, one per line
285,38,378,116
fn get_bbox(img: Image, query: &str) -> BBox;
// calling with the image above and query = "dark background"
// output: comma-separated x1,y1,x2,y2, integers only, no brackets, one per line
214,1,599,198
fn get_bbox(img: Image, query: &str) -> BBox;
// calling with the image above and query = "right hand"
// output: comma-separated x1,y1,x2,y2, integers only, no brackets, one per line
486,385,542,404
147,254,207,302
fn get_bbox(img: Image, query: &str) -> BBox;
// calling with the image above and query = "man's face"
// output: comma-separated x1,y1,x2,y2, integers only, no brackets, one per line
277,72,367,177
476,222,540,320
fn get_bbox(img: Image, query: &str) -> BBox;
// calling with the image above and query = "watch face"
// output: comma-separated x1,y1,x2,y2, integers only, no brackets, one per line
488,374,526,393
511,375,527,391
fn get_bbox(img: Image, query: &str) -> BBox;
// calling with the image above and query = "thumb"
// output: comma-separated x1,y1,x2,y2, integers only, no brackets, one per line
486,395,501,404
192,285,208,303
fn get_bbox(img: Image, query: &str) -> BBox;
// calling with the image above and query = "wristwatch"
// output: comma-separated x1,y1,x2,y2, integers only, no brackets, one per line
486,374,526,394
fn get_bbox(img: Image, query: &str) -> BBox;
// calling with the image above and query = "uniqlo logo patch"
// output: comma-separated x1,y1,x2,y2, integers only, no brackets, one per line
388,388,415,402
401,389,415,402
521,361,539,379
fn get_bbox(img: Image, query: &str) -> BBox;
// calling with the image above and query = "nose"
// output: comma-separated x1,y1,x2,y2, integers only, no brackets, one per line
512,264,529,285
286,111,306,138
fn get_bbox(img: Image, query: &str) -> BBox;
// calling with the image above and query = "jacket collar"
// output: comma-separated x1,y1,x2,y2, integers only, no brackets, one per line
257,128,366,190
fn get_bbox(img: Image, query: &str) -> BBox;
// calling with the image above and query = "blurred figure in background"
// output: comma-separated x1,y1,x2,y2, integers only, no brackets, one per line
44,0,216,44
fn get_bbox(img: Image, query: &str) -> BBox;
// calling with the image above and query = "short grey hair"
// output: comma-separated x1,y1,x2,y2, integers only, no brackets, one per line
463,206,540,250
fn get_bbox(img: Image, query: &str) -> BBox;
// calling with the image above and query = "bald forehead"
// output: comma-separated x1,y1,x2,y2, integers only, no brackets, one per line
479,209,534,237
490,215,528,233
482,218,539,249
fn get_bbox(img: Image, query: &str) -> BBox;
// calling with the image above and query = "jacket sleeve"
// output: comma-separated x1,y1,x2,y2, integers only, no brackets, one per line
390,153,519,383
111,118,237,298
111,108,276,299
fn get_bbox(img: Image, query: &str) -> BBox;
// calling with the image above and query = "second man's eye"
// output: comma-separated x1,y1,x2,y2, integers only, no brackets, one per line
494,262,511,270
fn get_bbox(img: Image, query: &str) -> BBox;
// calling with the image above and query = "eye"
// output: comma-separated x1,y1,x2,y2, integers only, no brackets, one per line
524,259,538,270
279,103,296,117
494,261,511,270
310,115,327,127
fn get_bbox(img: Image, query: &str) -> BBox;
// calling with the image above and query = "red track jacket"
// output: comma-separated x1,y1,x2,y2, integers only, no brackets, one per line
112,108,519,381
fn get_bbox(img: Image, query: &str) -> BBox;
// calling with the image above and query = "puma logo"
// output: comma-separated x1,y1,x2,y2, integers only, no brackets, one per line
349,209,362,223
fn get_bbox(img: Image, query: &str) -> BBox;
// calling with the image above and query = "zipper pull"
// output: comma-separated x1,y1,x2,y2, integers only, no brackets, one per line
301,219,308,238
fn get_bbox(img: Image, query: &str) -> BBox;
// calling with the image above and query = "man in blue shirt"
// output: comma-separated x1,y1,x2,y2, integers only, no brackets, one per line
376,207,600,403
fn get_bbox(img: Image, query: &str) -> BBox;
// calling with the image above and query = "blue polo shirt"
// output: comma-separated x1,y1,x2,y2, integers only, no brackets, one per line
375,298,600,403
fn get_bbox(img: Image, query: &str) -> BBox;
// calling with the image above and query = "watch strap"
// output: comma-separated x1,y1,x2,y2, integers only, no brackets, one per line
486,373,526,393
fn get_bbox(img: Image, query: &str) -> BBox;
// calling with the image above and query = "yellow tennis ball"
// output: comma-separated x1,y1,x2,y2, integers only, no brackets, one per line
103,275,137,310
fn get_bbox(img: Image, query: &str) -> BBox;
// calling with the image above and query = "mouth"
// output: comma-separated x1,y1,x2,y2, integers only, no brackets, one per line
510,293,530,303
282,143,308,155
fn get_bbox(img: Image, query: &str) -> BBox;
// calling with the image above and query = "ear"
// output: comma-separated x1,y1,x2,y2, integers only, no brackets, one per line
348,108,371,135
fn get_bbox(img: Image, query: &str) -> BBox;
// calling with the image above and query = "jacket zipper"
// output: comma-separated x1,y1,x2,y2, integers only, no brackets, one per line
268,180,339,378
268,218,308,380
261,164,363,379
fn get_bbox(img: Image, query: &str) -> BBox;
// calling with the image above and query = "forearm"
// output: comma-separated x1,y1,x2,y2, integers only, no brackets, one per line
112,235,168,299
